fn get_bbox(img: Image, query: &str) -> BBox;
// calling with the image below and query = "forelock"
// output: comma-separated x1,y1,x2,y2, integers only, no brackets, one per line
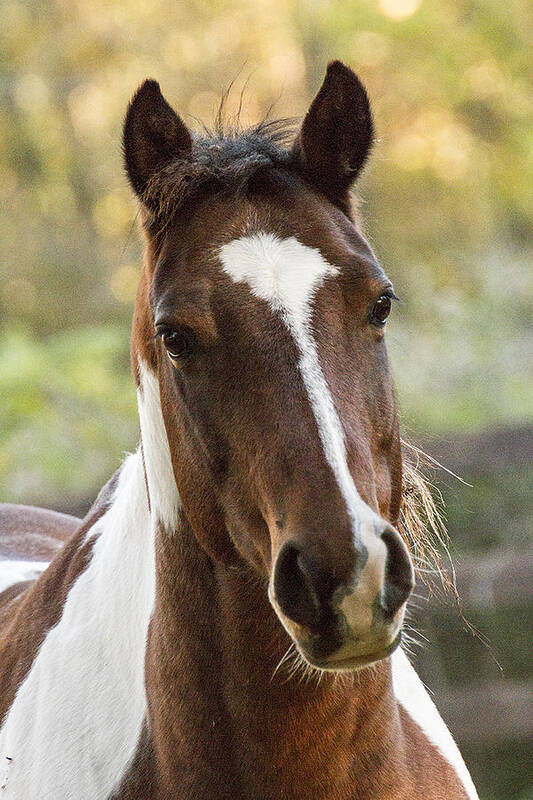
142,119,296,224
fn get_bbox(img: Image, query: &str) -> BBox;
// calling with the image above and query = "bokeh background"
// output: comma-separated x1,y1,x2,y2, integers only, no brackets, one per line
1,0,531,796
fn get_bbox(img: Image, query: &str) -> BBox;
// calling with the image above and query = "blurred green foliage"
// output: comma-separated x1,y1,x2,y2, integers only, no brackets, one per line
1,0,532,506
0,325,137,508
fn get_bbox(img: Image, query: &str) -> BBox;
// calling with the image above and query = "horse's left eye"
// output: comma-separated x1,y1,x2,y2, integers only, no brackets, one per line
370,295,392,326
160,327,198,362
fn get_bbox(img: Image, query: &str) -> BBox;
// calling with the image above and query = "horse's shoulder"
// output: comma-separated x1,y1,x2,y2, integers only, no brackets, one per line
0,476,120,723
0,503,81,562
0,504,82,606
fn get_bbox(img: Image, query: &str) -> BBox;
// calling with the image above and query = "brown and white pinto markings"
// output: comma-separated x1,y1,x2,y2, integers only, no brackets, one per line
0,62,479,799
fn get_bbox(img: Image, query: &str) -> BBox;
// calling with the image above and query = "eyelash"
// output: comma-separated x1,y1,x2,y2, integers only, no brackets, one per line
155,325,198,361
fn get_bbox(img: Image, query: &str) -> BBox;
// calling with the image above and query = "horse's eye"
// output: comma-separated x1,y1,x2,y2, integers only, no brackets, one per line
160,327,198,362
370,294,392,326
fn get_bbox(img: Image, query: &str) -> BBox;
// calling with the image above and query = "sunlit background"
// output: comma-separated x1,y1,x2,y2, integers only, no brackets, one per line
1,1,531,796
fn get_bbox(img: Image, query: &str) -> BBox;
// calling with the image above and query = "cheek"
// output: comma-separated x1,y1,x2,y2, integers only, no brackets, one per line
161,373,273,570
158,376,235,562
374,453,393,520
222,501,272,574
370,396,401,523
214,439,277,573
383,419,403,524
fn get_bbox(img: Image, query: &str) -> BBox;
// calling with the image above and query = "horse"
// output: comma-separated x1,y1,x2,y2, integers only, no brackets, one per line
0,61,479,799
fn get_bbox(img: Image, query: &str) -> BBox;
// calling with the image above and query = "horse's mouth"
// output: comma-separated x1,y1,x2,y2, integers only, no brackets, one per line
269,579,406,674
301,629,403,672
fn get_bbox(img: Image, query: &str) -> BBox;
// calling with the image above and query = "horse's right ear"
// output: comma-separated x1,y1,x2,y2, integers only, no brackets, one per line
123,80,192,207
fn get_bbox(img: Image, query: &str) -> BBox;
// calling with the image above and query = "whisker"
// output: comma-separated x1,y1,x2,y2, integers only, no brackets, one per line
271,643,296,682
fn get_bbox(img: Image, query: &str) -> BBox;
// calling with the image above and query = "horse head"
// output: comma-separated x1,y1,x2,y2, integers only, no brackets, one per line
124,61,414,672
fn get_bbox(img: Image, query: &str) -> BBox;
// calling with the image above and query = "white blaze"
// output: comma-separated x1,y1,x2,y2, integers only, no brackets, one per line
219,232,385,550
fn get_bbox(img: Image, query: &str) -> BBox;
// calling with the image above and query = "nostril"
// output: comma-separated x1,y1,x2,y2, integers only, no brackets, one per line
273,542,337,630
273,543,321,629
380,528,415,619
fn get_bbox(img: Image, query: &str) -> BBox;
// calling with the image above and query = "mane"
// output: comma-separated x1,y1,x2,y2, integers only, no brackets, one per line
143,117,297,222
399,441,493,664
399,440,452,595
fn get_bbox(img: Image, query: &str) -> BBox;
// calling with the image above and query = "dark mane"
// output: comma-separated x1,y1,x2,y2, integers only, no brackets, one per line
143,118,297,221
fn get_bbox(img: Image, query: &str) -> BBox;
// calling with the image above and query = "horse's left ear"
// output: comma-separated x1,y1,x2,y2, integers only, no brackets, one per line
291,61,374,213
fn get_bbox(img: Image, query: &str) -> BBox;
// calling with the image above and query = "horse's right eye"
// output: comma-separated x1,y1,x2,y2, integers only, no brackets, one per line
369,293,394,327
159,327,198,362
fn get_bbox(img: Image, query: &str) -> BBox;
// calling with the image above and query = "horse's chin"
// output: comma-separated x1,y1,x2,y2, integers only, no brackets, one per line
299,630,403,673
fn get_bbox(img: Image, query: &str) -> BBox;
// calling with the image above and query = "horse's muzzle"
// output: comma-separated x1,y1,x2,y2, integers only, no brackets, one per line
270,526,414,671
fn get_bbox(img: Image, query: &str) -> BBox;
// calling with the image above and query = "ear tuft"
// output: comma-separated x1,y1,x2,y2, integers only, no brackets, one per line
123,79,192,206
291,61,374,212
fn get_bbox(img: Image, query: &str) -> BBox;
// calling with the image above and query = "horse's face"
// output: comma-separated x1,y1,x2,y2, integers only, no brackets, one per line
125,62,414,671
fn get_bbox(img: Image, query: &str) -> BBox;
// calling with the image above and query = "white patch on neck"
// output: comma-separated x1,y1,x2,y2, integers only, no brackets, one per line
137,359,180,530
219,233,383,546
0,451,155,799
0,560,49,593
391,648,479,799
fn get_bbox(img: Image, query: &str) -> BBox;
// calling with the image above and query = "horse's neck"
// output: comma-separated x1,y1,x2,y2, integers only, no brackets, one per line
133,365,403,797
0,364,476,799
145,514,402,800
